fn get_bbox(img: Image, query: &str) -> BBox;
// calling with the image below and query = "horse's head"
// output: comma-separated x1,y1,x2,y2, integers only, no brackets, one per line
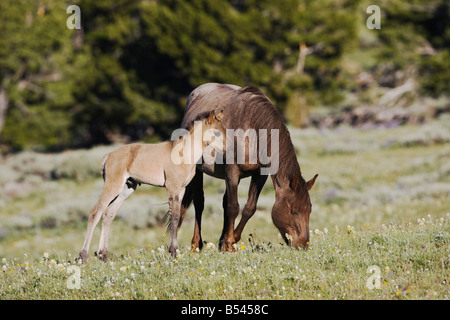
272,174,318,249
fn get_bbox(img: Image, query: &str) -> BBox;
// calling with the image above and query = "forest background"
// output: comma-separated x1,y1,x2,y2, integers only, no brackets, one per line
1,0,449,151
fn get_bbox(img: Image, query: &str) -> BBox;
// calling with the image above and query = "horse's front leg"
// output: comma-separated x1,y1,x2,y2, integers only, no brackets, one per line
219,165,240,252
234,174,267,243
168,188,185,257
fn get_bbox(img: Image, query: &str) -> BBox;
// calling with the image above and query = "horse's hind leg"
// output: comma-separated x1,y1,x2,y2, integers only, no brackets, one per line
234,174,267,243
97,179,137,261
179,169,205,252
192,173,205,251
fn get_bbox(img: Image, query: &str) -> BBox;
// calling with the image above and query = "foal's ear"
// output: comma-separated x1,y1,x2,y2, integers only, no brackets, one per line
306,174,318,191
214,109,224,121
207,111,216,124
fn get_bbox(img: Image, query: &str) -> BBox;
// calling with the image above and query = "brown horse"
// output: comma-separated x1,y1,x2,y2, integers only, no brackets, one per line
179,83,318,251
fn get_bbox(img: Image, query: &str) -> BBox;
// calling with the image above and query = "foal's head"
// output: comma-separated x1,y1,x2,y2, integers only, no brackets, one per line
272,174,318,249
174,110,224,164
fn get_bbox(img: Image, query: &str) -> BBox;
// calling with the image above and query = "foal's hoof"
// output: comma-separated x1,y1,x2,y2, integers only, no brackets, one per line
79,250,88,264
95,250,109,262
169,248,177,258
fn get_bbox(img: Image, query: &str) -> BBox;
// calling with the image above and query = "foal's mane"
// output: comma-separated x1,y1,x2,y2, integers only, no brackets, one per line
237,86,302,184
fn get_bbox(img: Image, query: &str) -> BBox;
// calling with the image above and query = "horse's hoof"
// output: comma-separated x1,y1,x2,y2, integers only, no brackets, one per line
219,240,236,252
190,240,203,253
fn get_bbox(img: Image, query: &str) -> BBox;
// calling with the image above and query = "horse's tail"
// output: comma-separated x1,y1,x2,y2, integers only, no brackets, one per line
100,153,109,181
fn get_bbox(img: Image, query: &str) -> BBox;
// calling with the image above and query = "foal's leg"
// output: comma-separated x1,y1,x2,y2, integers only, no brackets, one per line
219,165,241,252
97,180,137,261
168,188,186,257
234,174,268,243
79,180,126,263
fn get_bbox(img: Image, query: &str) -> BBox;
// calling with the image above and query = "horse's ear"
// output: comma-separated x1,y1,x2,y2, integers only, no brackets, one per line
306,174,318,191
290,174,301,191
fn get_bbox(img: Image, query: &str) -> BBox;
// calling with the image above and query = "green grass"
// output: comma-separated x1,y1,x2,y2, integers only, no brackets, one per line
1,216,448,299
1,117,449,299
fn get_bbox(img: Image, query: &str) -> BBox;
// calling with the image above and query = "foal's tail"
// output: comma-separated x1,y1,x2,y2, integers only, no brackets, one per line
100,153,110,181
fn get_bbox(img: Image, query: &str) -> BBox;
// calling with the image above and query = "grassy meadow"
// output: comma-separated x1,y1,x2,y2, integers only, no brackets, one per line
1,116,449,300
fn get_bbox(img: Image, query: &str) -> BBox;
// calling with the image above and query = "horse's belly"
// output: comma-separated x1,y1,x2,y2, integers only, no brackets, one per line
197,163,254,179
197,163,225,179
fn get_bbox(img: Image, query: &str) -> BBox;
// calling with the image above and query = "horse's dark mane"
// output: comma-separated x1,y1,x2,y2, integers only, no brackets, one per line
237,86,302,184
236,87,310,214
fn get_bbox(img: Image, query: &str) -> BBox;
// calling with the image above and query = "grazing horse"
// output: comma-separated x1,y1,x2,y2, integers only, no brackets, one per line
79,111,224,263
179,83,318,251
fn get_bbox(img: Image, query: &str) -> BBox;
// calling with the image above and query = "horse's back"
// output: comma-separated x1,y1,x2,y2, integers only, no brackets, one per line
182,83,241,129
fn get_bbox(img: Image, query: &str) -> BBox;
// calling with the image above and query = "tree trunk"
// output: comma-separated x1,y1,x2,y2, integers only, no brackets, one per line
0,87,9,134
